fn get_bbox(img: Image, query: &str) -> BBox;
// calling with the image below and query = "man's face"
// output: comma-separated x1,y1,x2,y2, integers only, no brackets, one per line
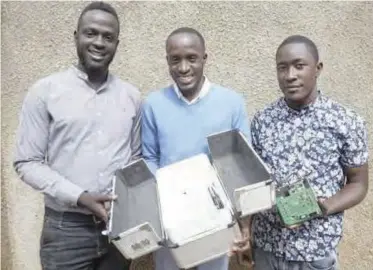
276,43,322,106
166,33,207,96
74,10,119,73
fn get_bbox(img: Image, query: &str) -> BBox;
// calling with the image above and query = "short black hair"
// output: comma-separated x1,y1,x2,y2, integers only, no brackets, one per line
166,27,206,50
276,35,319,62
77,1,120,31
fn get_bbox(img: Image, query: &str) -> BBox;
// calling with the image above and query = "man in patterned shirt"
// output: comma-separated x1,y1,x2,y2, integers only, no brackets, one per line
236,35,369,269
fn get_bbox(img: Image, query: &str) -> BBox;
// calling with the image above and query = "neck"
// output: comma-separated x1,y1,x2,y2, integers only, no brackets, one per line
181,76,205,101
78,63,108,89
286,88,318,110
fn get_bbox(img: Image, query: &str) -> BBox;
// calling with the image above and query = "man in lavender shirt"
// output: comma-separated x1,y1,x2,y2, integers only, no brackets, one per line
13,2,141,269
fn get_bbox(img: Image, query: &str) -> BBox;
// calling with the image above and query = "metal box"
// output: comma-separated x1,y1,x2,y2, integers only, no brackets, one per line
207,129,275,217
156,154,240,269
107,159,164,260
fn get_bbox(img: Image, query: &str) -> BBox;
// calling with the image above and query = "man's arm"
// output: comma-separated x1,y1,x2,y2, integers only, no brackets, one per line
320,115,369,216
232,95,251,144
141,99,160,175
320,164,368,215
230,96,254,262
13,81,85,205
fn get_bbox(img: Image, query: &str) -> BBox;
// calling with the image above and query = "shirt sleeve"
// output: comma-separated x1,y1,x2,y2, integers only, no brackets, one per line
232,94,251,144
130,97,142,162
250,113,262,154
340,114,369,168
13,80,84,206
141,99,160,175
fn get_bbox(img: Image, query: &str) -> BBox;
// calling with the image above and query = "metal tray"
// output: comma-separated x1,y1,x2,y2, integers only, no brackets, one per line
207,129,274,216
108,159,163,259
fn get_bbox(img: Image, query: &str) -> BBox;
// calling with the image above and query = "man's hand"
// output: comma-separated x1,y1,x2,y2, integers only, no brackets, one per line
77,192,117,223
229,221,254,267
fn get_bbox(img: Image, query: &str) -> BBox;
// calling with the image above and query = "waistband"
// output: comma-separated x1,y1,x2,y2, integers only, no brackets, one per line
44,207,104,225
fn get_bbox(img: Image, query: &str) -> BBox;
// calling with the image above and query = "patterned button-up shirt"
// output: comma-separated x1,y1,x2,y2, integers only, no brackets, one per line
251,93,368,261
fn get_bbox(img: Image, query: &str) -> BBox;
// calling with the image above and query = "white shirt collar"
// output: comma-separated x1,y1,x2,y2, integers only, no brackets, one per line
173,76,211,105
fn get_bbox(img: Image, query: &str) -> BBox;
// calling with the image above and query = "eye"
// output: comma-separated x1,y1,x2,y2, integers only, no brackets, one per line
295,63,305,69
170,57,180,63
104,35,114,42
188,56,197,62
85,30,95,38
277,65,287,71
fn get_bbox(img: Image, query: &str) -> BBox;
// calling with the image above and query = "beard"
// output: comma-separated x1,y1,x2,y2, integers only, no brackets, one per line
76,47,115,74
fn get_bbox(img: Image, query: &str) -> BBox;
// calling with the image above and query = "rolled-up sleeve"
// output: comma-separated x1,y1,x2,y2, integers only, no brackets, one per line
340,114,369,168
13,80,84,205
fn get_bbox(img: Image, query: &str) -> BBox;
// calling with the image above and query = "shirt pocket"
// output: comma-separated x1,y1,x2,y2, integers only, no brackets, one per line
104,100,136,139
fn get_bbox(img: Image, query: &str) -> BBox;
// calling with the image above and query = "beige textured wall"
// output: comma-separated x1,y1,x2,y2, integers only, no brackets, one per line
1,1,373,270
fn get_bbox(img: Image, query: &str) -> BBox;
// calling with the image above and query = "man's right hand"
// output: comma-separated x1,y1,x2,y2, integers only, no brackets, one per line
77,192,117,223
229,217,255,267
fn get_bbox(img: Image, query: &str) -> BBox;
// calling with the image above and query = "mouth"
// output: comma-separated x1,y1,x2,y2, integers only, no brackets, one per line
88,50,106,61
177,76,194,85
285,85,302,92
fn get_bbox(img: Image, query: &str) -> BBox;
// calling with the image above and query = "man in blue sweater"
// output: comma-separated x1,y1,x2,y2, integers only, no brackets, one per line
141,27,251,270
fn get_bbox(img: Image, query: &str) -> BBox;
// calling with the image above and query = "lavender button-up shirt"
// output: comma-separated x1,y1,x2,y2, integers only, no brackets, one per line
14,66,141,213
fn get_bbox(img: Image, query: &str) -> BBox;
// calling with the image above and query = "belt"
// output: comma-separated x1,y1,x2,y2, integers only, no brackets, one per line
44,207,104,224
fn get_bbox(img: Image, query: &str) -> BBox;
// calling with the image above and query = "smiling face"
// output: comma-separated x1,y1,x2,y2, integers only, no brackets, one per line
74,9,119,74
166,32,207,99
276,42,323,108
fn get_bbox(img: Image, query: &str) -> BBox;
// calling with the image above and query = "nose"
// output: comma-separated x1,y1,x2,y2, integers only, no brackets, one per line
285,66,297,82
178,60,190,74
92,35,105,48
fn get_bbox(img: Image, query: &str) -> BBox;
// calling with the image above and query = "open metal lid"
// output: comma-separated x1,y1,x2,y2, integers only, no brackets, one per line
109,159,163,239
207,129,272,207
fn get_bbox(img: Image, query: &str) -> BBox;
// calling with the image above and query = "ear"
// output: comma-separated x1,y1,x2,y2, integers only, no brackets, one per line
74,30,78,45
203,53,208,63
316,62,323,78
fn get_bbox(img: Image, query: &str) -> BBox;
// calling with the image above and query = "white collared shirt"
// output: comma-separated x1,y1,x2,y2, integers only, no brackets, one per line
173,77,211,105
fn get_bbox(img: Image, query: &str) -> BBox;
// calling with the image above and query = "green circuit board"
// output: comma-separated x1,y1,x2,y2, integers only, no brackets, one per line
276,179,322,226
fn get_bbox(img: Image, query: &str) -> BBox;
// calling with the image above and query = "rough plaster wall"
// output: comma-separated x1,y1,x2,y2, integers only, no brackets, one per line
1,1,372,270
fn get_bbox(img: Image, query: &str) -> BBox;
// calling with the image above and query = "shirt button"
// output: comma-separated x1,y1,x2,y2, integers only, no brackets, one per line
99,173,104,177
97,130,103,135
96,112,102,117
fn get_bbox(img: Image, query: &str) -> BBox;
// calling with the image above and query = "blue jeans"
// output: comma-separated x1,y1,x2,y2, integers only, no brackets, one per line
40,207,131,270
154,247,229,270
253,248,338,270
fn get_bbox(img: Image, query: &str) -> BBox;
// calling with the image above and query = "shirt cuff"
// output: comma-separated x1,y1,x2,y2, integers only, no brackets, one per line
55,183,85,206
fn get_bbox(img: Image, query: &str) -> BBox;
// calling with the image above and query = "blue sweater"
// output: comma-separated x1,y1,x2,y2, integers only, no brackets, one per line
141,84,251,173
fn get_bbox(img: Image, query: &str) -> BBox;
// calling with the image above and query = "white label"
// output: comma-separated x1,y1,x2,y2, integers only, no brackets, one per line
113,223,161,259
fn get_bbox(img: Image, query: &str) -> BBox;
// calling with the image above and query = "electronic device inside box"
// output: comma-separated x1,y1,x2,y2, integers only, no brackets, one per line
207,129,275,217
276,178,322,226
107,159,164,260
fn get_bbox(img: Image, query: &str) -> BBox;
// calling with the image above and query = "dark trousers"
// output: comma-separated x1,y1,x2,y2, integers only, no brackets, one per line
253,248,338,270
40,207,131,270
